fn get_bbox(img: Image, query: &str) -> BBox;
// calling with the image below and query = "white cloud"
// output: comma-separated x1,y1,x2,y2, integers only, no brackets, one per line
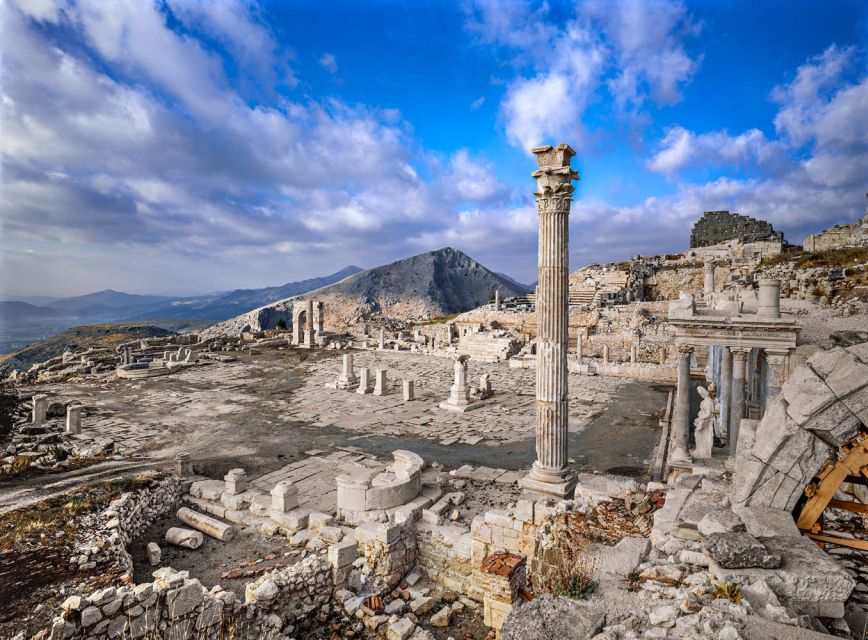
465,0,700,151
647,126,770,175
470,96,485,110
319,53,338,73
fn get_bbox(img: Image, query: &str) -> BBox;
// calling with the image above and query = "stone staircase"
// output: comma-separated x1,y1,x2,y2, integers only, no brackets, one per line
458,332,522,363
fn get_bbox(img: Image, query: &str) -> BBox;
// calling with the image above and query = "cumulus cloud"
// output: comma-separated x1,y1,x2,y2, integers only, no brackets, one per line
465,0,700,150
0,0,519,295
647,127,772,176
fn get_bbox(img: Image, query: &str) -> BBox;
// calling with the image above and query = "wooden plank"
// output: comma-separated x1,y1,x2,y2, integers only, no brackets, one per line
805,532,868,552
796,443,868,530
828,499,868,514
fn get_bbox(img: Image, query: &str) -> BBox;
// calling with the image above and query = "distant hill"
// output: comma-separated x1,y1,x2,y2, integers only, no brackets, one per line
495,272,535,292
0,301,64,321
50,289,173,313
205,248,531,334
0,323,176,373
124,265,363,321
0,267,363,355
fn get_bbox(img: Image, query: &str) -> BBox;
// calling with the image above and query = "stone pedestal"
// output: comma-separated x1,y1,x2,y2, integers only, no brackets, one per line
32,394,48,425
373,369,387,396
757,278,781,318
402,379,414,401
441,354,475,412
356,368,371,394
520,143,578,499
336,354,359,390
66,405,82,434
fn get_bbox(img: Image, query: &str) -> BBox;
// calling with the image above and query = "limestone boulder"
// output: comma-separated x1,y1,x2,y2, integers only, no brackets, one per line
704,532,781,569
502,595,605,640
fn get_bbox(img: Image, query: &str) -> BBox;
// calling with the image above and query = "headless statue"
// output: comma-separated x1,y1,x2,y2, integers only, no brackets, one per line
693,385,715,459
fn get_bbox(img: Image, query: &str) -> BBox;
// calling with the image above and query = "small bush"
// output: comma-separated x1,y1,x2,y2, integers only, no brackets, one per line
276,319,287,331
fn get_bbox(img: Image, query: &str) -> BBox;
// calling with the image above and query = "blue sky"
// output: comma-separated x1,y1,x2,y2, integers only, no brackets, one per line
2,0,867,297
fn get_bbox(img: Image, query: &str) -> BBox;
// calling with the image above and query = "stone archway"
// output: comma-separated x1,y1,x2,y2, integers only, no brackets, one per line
732,343,868,533
292,307,307,345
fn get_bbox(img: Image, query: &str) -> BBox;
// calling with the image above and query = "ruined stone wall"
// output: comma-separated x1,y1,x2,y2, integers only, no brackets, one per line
415,524,475,596
0,474,181,610
732,342,868,511
0,547,73,608
50,558,333,640
690,211,783,248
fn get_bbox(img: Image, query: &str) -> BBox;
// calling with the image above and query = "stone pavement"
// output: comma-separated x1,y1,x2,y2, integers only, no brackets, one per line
286,350,625,446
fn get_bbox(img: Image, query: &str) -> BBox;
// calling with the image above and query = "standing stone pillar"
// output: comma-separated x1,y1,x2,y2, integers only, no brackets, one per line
494,290,501,311
659,345,668,366
373,369,387,396
520,143,578,498
719,347,732,439
378,328,386,350
66,405,82,434
763,348,789,406
356,368,371,395
337,354,358,390
446,324,453,344
671,345,694,463
32,394,48,425
576,335,583,360
402,380,415,402
304,300,315,347
757,279,781,318
315,302,325,337
630,344,637,364
602,344,609,365
703,259,715,296
292,306,304,345
729,349,748,456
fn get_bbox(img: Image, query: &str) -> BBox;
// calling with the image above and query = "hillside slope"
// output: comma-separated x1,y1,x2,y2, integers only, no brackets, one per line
0,324,176,373
204,247,529,334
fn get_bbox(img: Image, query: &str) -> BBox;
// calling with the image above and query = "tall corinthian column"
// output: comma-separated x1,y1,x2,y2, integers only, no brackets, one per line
520,144,578,498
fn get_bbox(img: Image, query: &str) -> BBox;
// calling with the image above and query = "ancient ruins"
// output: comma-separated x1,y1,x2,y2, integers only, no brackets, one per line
2,146,868,640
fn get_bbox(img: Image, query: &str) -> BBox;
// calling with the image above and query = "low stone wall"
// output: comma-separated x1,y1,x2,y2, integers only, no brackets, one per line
76,474,183,577
415,523,475,597
50,557,333,640
0,547,73,608
570,360,677,383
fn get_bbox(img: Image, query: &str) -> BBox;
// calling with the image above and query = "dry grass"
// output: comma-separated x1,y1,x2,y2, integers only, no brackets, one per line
794,246,868,270
0,474,155,550
417,313,461,325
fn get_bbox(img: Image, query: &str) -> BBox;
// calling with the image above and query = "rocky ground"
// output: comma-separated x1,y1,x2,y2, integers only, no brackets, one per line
2,348,665,512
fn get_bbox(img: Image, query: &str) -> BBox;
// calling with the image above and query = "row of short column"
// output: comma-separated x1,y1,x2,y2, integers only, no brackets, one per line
31,394,83,434
575,339,667,365
336,354,414,400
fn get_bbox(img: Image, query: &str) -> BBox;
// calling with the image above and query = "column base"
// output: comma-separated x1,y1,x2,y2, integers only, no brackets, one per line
519,464,576,499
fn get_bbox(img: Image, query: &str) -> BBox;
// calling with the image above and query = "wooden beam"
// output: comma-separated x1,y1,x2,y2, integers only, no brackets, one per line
805,532,868,552
844,475,868,486
796,442,868,531
828,499,868,514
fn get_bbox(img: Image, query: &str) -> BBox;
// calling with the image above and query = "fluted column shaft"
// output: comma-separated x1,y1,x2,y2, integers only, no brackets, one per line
719,347,732,438
520,143,578,498
534,203,570,473
672,345,693,462
729,349,748,456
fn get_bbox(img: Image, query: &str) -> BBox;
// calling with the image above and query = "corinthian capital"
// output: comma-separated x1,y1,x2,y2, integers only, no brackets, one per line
531,144,579,196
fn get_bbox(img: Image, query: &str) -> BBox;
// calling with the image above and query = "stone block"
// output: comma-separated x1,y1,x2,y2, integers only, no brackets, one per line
386,617,415,640
514,499,534,524
320,526,344,544
189,479,225,501
309,511,335,532
704,532,781,569
328,539,358,568
271,508,310,532
223,468,247,495
270,481,299,513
